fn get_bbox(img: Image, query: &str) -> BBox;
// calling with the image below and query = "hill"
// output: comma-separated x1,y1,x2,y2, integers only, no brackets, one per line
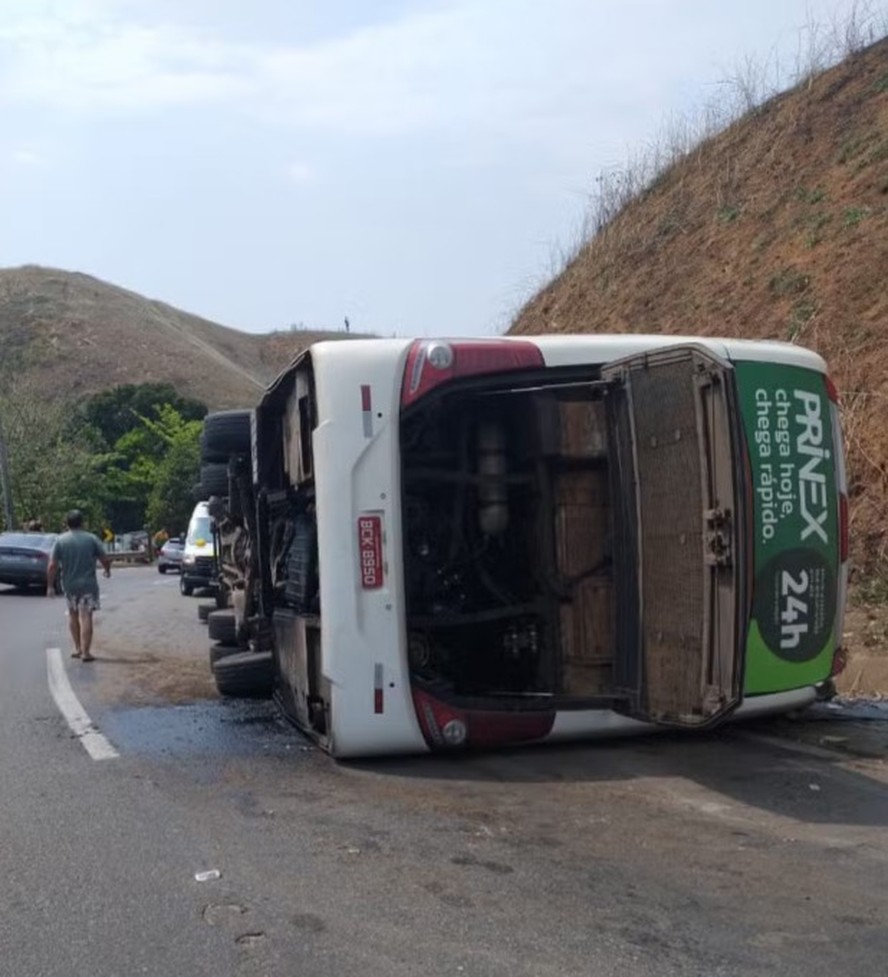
0,265,351,409
511,36,888,584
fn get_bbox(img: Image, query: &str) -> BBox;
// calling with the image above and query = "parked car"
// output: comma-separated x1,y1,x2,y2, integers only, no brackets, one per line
0,532,61,593
157,538,185,574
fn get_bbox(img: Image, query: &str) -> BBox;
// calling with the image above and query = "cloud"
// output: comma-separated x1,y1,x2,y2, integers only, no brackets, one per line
0,2,254,109
0,0,620,145
11,148,46,166
285,161,315,185
1,0,863,152
252,0,614,139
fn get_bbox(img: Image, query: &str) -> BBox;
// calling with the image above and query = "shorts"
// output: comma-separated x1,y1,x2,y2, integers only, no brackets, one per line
66,593,101,613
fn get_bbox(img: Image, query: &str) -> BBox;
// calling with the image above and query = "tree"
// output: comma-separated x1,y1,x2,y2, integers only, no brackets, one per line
0,380,106,532
144,406,202,534
85,388,207,532
99,424,163,532
145,418,202,534
80,383,207,448
0,378,204,537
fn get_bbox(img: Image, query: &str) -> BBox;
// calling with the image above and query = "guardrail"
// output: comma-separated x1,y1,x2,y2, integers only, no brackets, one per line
108,551,153,565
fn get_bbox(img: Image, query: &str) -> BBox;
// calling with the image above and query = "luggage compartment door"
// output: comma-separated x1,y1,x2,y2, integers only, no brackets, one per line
603,345,745,727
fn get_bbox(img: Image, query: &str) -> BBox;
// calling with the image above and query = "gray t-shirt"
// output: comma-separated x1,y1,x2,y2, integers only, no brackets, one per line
51,530,106,597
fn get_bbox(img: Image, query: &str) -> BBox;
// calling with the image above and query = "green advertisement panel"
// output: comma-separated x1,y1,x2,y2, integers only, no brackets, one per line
733,362,838,694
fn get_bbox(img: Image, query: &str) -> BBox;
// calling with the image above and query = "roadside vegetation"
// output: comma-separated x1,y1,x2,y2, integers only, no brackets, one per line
512,7,888,607
0,377,206,538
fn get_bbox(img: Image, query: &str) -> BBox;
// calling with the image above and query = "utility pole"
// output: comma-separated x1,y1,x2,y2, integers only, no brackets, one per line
0,412,15,530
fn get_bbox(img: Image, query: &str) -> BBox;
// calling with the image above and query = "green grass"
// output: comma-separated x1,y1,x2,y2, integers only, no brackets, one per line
804,211,832,247
837,134,876,164
842,133,888,172
716,204,740,224
656,213,682,237
794,186,826,204
861,138,888,169
843,206,872,228
769,267,810,297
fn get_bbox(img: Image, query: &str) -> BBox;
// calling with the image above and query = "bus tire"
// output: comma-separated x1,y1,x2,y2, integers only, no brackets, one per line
197,602,214,623
208,609,236,644
201,463,229,498
212,651,274,698
180,575,194,597
209,641,241,666
201,410,252,462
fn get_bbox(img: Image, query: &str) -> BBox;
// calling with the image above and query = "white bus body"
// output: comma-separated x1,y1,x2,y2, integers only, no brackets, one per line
211,336,848,758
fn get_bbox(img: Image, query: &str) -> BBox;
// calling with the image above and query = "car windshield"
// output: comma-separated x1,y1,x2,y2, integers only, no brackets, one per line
164,540,184,550
187,517,213,543
0,533,56,551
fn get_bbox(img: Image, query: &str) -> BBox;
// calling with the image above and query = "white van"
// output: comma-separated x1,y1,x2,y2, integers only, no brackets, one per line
180,501,217,596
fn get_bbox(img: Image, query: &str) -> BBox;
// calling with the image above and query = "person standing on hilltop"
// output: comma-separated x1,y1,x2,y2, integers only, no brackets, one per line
46,510,112,662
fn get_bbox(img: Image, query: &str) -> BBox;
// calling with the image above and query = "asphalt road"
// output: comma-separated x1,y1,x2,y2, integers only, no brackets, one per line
1,568,887,976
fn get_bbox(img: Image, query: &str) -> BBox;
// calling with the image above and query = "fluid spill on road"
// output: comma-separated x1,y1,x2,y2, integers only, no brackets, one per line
816,697,888,722
100,698,311,760
751,696,888,759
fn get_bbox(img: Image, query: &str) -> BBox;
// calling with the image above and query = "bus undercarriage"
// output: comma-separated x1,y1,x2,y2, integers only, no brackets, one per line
401,376,618,709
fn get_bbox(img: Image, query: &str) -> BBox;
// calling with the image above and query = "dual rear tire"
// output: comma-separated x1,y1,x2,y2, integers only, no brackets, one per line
200,409,269,699
211,649,274,699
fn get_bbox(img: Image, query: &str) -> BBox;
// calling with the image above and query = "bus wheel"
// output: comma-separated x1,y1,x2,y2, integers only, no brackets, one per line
200,462,229,498
207,609,236,645
212,651,274,699
209,642,241,666
201,410,252,461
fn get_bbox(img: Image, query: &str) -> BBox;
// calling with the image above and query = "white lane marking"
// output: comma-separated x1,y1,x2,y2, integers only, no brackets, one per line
46,648,119,761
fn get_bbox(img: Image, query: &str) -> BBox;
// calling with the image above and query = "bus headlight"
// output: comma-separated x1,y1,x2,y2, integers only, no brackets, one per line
441,719,467,747
426,342,454,370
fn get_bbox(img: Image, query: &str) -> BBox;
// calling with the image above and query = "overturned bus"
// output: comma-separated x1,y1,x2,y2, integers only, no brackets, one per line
197,336,848,758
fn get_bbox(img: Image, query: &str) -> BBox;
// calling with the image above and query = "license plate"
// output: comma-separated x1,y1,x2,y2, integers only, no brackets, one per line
357,515,384,589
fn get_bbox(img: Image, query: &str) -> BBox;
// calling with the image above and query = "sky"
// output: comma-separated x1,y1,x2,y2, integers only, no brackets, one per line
0,0,881,338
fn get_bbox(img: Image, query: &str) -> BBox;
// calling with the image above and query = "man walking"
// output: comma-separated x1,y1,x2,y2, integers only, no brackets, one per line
47,510,112,662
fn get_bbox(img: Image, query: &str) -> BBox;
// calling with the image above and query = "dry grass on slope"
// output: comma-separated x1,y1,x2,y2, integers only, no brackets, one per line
0,266,354,410
512,38,888,581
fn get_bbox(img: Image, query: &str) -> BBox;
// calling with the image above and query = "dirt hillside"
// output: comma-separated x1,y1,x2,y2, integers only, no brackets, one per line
0,265,352,409
512,37,888,589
